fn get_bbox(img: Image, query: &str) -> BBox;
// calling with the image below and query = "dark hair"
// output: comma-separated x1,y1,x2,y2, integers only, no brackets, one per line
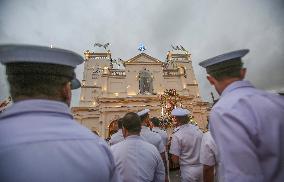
117,118,123,129
175,115,189,125
207,59,243,81
150,117,160,127
140,113,149,123
122,112,141,133
6,63,73,100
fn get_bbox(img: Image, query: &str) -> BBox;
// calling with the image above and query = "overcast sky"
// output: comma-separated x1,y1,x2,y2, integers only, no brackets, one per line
1,0,283,106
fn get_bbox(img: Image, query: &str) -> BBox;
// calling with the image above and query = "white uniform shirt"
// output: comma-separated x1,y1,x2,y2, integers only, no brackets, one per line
111,135,165,182
170,124,203,165
109,129,124,145
170,123,203,181
152,127,168,147
200,131,219,182
200,131,217,166
140,126,165,153
0,100,121,182
210,80,284,182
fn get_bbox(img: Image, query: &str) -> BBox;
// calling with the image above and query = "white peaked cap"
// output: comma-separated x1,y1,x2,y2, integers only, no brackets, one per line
171,107,188,116
137,109,150,116
183,109,191,115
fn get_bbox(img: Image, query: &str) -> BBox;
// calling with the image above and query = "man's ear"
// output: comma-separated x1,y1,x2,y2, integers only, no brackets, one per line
240,68,247,79
61,82,72,106
207,75,216,85
122,127,127,138
62,82,71,96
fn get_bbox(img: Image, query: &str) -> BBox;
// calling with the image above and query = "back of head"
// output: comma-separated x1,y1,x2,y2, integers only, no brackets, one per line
0,44,84,103
6,62,73,101
171,107,190,125
150,117,160,127
137,109,150,124
140,113,149,123
199,49,249,81
175,115,189,125
207,59,243,81
117,118,123,129
122,112,141,133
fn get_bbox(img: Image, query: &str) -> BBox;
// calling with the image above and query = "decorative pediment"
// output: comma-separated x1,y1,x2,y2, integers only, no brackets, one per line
124,53,163,65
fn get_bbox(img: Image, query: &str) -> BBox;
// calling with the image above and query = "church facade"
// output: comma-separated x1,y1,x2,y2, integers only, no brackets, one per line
72,48,209,138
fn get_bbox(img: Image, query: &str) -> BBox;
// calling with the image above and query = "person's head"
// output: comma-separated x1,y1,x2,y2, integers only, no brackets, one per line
122,112,141,138
171,108,190,126
199,49,249,95
117,118,123,129
0,44,83,106
137,109,150,126
151,117,161,127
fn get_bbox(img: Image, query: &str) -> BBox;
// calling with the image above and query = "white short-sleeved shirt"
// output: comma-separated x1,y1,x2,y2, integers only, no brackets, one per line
210,80,284,182
140,126,165,153
111,135,165,182
109,129,124,145
0,100,121,182
170,124,203,181
169,124,203,166
200,131,217,166
200,131,219,182
152,127,168,147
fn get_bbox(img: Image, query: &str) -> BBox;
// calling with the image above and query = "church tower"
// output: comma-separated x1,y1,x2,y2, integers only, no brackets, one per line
79,50,111,107
165,50,201,98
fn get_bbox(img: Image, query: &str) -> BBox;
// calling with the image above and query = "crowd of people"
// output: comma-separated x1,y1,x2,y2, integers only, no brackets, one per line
0,44,283,182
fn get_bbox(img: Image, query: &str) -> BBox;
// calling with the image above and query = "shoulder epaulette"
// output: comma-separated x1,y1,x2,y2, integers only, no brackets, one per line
172,128,180,134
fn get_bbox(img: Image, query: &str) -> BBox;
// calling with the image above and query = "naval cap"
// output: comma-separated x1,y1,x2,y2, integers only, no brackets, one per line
183,108,191,115
0,44,84,67
199,49,249,68
137,109,150,116
171,107,188,116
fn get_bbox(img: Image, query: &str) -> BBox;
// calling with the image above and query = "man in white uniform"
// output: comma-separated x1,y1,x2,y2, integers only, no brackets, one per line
151,117,170,179
200,130,218,182
199,49,284,181
111,112,165,182
137,109,168,181
0,44,121,182
137,109,165,154
109,118,124,145
151,117,168,147
169,108,203,182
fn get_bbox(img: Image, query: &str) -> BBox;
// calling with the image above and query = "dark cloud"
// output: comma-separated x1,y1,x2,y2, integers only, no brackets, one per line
0,0,283,104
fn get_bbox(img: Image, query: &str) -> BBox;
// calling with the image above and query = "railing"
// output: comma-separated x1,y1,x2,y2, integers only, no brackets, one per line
109,69,126,76
84,51,111,60
163,69,181,76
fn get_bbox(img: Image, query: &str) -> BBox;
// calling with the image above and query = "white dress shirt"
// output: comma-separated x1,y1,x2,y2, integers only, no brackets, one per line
140,126,165,153
200,131,219,182
0,100,121,182
152,127,168,147
170,123,203,182
111,135,165,182
109,129,124,145
210,80,284,182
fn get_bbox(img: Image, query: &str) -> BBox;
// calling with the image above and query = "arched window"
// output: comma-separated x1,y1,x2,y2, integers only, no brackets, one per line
138,70,153,94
